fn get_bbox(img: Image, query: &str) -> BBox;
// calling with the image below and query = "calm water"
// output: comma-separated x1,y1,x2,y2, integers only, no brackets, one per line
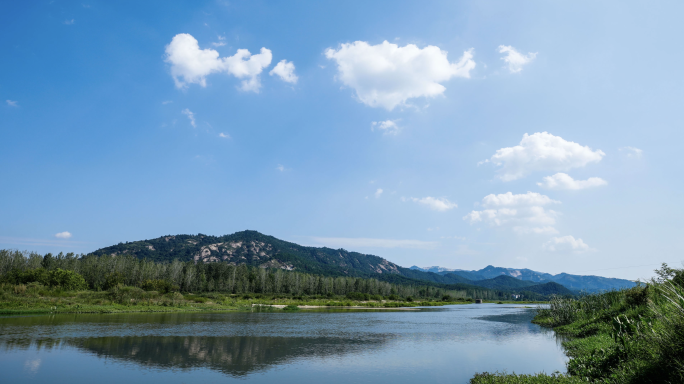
0,304,567,383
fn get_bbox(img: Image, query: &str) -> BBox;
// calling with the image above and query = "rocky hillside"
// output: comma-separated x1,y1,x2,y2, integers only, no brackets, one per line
92,230,405,278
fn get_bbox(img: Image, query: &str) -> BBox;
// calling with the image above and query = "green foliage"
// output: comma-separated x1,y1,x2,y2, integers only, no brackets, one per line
47,268,87,290
283,304,299,311
470,372,583,383
346,292,370,301
104,272,126,290
498,265,684,384
140,279,178,294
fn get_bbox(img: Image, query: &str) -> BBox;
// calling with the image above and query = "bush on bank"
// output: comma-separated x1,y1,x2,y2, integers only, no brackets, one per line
471,263,684,384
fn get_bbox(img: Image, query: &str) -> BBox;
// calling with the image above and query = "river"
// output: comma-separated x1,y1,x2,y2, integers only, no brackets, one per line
0,304,567,383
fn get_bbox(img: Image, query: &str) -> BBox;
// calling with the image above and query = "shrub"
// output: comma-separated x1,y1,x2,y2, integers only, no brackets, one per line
406,296,414,302
346,292,370,301
625,285,649,307
388,294,400,301
104,272,126,290
2,268,49,286
13,284,26,294
283,304,299,311
442,294,453,302
47,269,87,290
140,279,178,294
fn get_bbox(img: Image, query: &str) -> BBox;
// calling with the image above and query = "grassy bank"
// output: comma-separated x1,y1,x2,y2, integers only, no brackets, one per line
471,265,684,384
0,283,489,315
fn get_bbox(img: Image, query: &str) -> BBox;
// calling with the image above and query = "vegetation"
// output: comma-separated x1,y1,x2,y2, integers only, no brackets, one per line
86,231,593,294
1,249,511,314
471,263,684,383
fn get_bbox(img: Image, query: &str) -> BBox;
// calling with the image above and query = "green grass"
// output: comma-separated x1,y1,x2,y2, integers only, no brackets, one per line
471,278,684,384
0,283,478,314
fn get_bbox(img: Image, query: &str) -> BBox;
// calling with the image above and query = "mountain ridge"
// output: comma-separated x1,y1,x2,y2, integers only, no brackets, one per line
90,230,631,293
410,265,635,292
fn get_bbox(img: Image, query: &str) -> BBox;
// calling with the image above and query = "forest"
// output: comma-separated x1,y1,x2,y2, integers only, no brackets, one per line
0,249,513,301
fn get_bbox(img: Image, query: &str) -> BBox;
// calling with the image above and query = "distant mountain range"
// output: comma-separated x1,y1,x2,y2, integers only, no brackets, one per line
410,265,635,292
90,230,633,295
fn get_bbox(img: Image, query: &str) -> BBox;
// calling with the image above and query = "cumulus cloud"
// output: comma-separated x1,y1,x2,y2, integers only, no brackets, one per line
55,231,72,239
218,132,231,138
481,191,559,207
543,235,592,252
325,40,475,110
375,188,383,198
538,173,607,190
63,19,75,25
464,192,560,234
371,120,400,135
165,33,272,92
181,108,196,127
276,164,286,172
269,60,298,83
620,146,643,158
486,132,605,181
406,196,457,211
6,100,18,107
498,45,537,73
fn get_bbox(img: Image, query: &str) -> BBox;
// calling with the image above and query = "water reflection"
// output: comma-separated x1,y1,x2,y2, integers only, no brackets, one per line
69,336,387,376
0,305,568,383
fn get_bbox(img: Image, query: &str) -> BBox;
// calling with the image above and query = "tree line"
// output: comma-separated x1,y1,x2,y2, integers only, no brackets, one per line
0,249,476,299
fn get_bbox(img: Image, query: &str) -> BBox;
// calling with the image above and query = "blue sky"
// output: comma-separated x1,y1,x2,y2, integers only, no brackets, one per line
1,1,682,280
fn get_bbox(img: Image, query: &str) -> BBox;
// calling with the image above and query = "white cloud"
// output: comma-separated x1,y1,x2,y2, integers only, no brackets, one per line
55,231,72,239
375,188,383,198
64,19,75,25
406,196,457,212
181,108,196,127
481,191,559,207
498,45,537,73
309,237,438,249
538,173,607,190
371,120,400,135
212,35,226,47
218,132,231,138
543,235,592,252
269,60,298,84
325,40,475,110
620,146,643,158
487,132,605,181
464,192,560,234
6,100,18,107
161,100,173,105
513,226,559,235
24,358,41,373
164,33,272,92
276,164,285,172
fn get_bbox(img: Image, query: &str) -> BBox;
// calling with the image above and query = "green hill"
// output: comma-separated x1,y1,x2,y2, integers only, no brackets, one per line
90,230,574,299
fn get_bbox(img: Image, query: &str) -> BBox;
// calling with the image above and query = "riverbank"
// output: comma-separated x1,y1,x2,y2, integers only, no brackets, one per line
0,283,547,315
470,267,684,383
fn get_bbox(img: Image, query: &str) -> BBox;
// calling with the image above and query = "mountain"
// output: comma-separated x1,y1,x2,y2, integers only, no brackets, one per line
90,230,469,286
91,230,626,295
468,275,540,290
410,265,635,292
409,265,462,274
